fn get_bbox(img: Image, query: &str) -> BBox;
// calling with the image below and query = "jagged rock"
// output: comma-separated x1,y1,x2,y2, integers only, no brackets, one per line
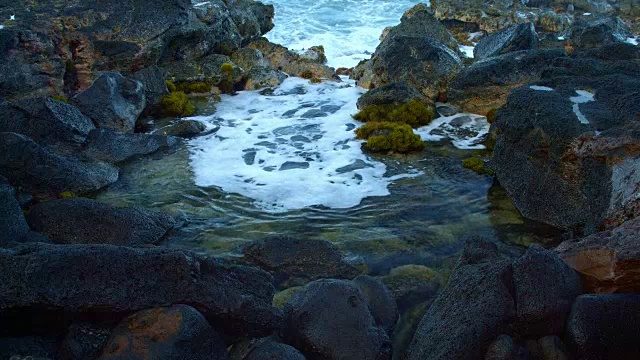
0,178,30,245
98,305,228,360
566,294,640,359
131,66,169,108
485,335,525,360
556,217,640,293
382,3,459,52
380,265,442,311
568,14,632,49
26,198,177,246
0,97,95,147
356,82,427,110
242,237,362,289
492,67,640,233
71,72,146,132
0,132,119,197
282,279,391,360
474,23,539,60
448,48,567,115
0,243,279,338
82,128,178,164
247,38,338,79
62,322,112,360
245,66,287,90
537,335,569,360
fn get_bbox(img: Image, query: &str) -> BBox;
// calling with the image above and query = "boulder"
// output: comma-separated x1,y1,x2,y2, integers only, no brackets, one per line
566,294,640,359
474,23,539,60
231,48,273,71
282,279,391,360
98,305,228,360
247,38,338,80
158,120,208,138
242,237,362,289
367,35,462,99
83,128,179,164
447,48,567,115
71,72,146,132
244,340,306,360
63,322,112,360
380,265,441,310
382,4,459,52
512,246,582,337
485,335,525,360
537,335,569,360
0,97,95,147
353,275,399,334
556,217,640,293
492,71,640,233
244,66,287,90
0,29,64,99
131,66,170,108
356,82,426,110
405,239,515,360
568,15,632,49
0,178,30,245
0,132,119,197
26,198,177,246
0,243,279,338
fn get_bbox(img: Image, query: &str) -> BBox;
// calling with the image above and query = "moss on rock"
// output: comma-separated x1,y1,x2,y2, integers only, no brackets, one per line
176,82,212,94
299,70,314,79
353,99,435,128
462,157,494,175
159,91,196,117
272,286,302,308
486,108,497,124
355,122,425,154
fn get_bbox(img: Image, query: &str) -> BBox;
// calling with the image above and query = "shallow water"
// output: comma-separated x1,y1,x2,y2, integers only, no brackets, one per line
98,0,563,273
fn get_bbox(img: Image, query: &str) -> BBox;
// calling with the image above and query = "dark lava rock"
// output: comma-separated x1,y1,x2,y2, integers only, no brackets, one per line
71,72,146,132
448,48,567,114
577,42,640,62
131,66,169,107
568,15,632,49
98,305,228,360
0,29,64,100
353,275,399,334
356,82,426,110
537,335,569,360
566,294,640,359
62,322,112,360
26,198,176,246
0,97,95,147
492,70,640,233
512,246,582,337
242,237,362,289
0,243,279,338
244,340,306,360
282,279,391,360
382,3,459,52
158,120,208,138
474,23,539,60
0,336,61,360
405,238,515,360
0,178,30,245
0,132,119,197
485,335,525,360
556,216,640,293
380,265,441,311
367,35,462,100
83,128,178,163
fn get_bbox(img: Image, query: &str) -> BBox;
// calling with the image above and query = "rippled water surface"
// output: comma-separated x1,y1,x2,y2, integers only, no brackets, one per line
97,0,562,271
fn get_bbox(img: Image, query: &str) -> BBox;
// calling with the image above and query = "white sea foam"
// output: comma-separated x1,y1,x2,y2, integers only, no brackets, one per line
626,37,639,46
459,45,475,58
263,0,426,68
530,85,554,91
416,113,490,150
188,77,420,212
570,90,595,125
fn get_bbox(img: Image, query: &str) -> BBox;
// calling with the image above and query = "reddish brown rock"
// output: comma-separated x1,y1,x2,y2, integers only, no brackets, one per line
556,217,640,293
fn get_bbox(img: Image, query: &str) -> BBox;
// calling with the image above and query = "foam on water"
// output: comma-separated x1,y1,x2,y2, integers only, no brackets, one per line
263,0,426,68
416,113,490,150
188,77,420,212
530,85,554,91
570,90,595,125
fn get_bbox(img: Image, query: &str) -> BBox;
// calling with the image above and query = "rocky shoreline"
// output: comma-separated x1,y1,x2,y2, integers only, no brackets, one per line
1,0,640,359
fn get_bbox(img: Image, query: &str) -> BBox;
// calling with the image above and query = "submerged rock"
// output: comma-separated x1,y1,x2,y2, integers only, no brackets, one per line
242,237,362,288
98,305,228,360
566,294,640,359
353,275,399,334
0,243,279,338
0,132,119,197
474,23,539,60
71,72,146,133
83,128,178,164
282,279,391,360
26,198,177,246
556,217,640,293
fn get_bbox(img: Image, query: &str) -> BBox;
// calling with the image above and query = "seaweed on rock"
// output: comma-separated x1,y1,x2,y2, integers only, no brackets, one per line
355,122,425,154
353,99,435,128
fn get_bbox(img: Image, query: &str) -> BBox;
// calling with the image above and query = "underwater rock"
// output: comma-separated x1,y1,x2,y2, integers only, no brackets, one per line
353,275,399,334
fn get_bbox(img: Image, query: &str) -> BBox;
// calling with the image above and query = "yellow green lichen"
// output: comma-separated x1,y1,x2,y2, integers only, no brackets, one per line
159,91,196,117
462,157,494,175
299,70,314,79
58,191,76,199
272,286,302,308
50,95,68,103
165,80,177,92
355,122,425,154
486,108,497,124
175,82,212,94
353,99,436,128
309,77,322,83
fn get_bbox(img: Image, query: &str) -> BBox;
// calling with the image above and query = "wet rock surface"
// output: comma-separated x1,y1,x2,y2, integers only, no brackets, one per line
82,128,179,164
